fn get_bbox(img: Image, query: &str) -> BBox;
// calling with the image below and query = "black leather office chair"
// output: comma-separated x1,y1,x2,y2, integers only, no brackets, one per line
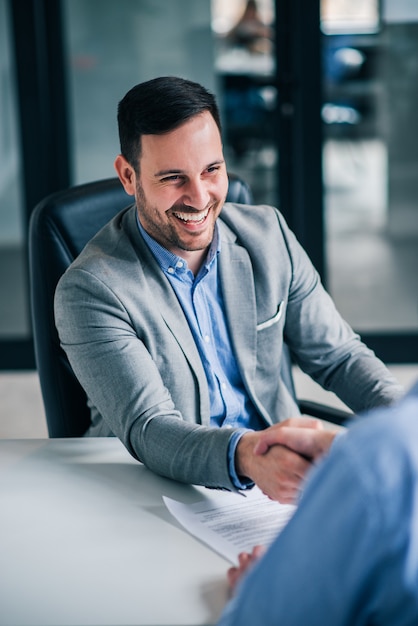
29,175,350,438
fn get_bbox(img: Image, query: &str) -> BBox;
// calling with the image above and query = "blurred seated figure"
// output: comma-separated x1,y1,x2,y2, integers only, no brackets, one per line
217,1,275,158
225,0,273,55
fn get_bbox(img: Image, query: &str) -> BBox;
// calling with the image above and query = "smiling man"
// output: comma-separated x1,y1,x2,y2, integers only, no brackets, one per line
114,106,228,275
54,76,402,501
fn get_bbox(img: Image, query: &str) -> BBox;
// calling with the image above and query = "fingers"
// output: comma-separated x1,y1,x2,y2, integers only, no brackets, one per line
227,545,266,593
259,445,309,503
253,430,283,456
266,426,337,461
251,545,266,560
268,442,312,481
227,565,241,593
237,434,313,503
281,416,324,430
227,553,252,592
254,418,323,456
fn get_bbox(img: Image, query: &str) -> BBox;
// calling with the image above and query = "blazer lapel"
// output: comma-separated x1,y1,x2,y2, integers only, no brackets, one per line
149,271,203,368
218,223,257,386
147,271,213,423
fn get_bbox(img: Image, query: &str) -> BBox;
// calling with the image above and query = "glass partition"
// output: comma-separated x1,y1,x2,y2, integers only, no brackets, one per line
211,0,277,205
322,0,418,333
0,0,30,340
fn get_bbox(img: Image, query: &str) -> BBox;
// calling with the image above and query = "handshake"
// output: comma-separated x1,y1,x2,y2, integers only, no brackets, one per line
235,416,339,504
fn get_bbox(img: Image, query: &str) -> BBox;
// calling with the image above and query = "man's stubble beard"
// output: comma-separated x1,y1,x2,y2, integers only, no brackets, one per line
135,181,217,253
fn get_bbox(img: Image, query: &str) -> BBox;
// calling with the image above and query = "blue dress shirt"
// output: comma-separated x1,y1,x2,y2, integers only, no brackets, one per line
137,219,264,487
218,381,418,625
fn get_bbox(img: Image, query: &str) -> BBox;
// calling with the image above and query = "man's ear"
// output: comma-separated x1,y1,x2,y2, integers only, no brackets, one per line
114,154,136,196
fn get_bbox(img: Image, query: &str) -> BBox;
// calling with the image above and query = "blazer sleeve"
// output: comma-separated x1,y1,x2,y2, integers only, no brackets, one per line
275,211,403,413
54,265,240,491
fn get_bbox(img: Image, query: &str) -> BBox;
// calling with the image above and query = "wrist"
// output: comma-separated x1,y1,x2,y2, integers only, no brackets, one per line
235,430,258,479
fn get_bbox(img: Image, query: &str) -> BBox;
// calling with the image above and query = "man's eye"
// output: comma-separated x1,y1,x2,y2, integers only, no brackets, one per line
207,166,220,173
161,175,181,183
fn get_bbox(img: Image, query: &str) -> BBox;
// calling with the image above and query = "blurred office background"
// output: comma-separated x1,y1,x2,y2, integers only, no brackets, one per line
1,0,417,436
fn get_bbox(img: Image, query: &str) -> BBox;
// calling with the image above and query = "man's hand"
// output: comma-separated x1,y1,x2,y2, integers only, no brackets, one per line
254,422,338,460
227,545,266,594
235,417,325,503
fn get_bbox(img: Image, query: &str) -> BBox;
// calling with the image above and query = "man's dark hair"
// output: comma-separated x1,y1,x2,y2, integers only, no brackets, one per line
117,76,222,170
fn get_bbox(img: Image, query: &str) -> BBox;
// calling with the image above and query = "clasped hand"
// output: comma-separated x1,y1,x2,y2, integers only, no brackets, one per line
236,417,337,503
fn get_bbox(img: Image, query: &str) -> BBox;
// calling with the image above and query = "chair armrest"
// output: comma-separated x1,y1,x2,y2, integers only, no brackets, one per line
298,399,352,427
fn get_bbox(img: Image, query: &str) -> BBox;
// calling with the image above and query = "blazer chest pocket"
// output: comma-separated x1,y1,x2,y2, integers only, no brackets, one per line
256,301,284,332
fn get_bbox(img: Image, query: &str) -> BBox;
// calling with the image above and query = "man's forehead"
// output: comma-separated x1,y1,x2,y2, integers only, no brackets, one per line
139,115,223,171
140,112,220,144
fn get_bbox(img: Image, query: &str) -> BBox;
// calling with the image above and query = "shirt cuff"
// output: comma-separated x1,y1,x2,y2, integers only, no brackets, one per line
227,429,255,490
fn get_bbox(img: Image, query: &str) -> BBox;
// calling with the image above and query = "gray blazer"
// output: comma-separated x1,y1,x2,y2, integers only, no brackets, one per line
54,202,402,490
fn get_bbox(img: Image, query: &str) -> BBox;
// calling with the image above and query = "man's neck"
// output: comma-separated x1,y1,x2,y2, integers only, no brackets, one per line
179,249,209,276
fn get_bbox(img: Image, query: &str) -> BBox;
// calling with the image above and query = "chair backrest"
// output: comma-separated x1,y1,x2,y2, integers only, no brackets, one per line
29,174,253,437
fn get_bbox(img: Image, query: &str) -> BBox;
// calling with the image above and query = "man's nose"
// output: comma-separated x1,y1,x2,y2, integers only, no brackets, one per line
182,179,210,210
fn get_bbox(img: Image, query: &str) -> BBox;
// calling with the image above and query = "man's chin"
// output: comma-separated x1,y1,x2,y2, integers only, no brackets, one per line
174,224,215,251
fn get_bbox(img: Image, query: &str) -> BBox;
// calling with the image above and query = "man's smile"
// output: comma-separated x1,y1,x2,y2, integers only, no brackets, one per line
172,206,210,225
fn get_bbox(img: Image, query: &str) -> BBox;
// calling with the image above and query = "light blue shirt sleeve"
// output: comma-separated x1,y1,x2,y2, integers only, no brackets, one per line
217,384,418,625
227,429,255,490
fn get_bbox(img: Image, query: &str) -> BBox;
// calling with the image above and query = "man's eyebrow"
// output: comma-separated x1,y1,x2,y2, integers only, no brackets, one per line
154,159,225,178
207,159,225,168
154,168,182,177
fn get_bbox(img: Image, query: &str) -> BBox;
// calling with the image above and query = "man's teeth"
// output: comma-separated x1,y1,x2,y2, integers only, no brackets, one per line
174,208,209,222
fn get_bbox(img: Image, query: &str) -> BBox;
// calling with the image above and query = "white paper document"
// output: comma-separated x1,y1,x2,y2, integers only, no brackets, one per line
163,486,296,563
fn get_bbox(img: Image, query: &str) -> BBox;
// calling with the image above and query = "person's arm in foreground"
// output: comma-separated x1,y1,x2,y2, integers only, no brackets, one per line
226,426,338,592
218,437,361,626
217,386,418,626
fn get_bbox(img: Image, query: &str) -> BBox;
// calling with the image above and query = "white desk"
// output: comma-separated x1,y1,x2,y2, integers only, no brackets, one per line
0,438,229,626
